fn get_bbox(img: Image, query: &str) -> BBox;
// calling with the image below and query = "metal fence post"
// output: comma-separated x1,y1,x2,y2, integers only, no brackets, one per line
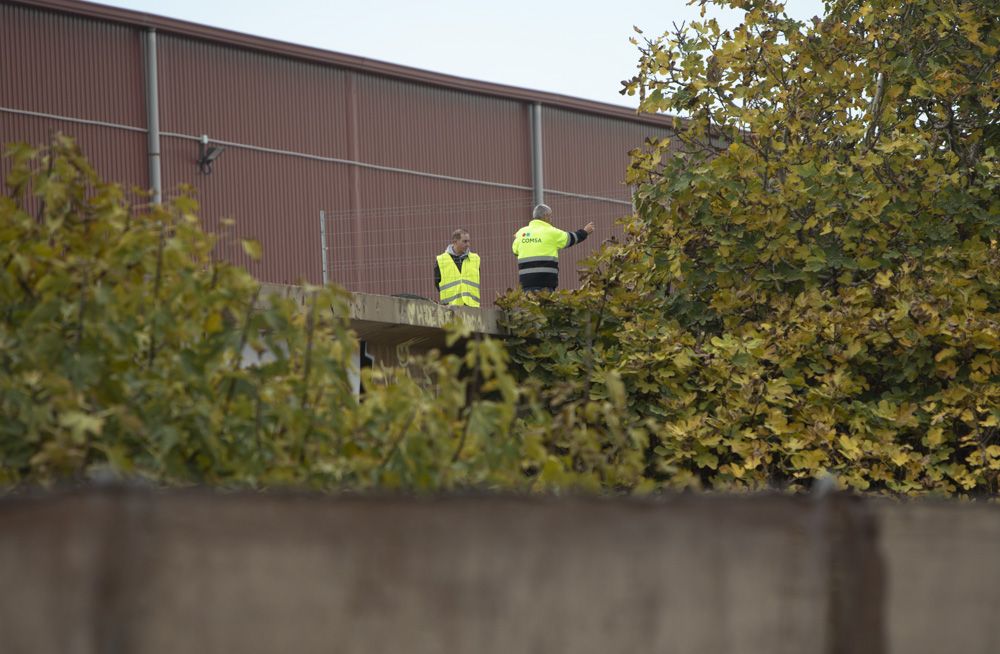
320,210,329,285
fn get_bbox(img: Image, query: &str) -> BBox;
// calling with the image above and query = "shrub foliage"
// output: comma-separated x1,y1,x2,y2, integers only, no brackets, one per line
0,137,533,490
500,0,1000,495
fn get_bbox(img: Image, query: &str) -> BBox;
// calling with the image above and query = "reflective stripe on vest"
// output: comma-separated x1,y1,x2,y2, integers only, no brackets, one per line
437,252,481,307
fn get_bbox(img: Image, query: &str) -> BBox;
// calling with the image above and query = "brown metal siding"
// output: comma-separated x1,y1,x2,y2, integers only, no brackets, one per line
0,4,144,126
160,133,353,285
156,34,358,285
10,0,679,131
354,74,531,185
157,34,353,158
543,106,673,199
0,113,148,200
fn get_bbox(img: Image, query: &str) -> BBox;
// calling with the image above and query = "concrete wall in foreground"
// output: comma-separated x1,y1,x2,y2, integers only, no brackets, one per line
1,489,997,654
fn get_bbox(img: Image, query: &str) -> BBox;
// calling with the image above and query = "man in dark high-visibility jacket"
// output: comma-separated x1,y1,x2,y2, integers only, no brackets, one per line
434,228,481,307
512,204,594,292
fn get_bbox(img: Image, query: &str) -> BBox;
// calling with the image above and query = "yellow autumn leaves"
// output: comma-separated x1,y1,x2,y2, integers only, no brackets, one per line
503,0,1000,496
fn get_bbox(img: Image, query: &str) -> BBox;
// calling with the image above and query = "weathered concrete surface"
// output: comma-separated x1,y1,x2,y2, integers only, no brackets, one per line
0,490,880,654
876,501,1000,654
260,284,504,353
349,293,503,337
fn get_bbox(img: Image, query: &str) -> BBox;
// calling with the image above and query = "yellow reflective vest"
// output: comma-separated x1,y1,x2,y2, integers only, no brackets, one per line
511,219,572,290
437,251,481,307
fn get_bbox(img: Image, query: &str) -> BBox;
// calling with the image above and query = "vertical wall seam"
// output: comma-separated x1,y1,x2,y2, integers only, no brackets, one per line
320,209,328,285
346,70,363,289
823,495,886,654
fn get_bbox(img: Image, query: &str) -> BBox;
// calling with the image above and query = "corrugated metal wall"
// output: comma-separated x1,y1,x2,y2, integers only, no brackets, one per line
354,75,530,183
342,74,533,302
0,3,147,191
1,1,678,304
0,5,144,125
157,36,353,156
156,34,356,283
544,107,673,198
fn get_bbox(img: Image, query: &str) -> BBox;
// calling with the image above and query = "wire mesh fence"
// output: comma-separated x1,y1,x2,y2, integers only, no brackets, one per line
322,192,634,305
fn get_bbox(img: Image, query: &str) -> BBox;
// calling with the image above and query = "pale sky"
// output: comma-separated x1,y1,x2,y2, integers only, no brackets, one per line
95,0,827,108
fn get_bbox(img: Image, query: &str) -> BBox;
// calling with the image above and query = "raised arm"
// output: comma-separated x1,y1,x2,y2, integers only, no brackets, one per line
562,222,595,249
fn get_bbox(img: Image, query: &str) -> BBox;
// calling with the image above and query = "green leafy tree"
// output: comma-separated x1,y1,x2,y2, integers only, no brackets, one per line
501,0,1000,495
0,136,537,491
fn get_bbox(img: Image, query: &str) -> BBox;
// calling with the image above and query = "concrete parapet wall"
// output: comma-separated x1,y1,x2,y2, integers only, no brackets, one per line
260,284,506,360
260,284,504,334
1,489,997,653
877,502,1000,652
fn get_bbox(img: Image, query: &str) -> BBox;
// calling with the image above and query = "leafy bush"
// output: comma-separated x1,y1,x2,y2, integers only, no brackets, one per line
0,137,534,491
500,0,1000,496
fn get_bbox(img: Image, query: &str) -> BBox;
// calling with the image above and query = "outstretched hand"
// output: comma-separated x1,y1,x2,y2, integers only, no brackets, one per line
583,222,595,234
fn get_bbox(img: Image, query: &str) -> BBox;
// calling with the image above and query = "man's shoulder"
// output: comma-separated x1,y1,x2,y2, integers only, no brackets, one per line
515,221,552,236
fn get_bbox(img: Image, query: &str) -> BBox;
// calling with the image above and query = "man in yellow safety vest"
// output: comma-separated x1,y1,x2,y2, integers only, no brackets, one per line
434,228,481,307
512,204,594,292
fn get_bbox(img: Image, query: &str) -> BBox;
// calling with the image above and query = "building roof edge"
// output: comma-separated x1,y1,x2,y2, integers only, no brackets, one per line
7,0,682,129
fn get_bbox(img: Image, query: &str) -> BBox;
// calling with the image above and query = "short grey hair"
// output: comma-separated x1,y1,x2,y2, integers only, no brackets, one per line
532,204,552,220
